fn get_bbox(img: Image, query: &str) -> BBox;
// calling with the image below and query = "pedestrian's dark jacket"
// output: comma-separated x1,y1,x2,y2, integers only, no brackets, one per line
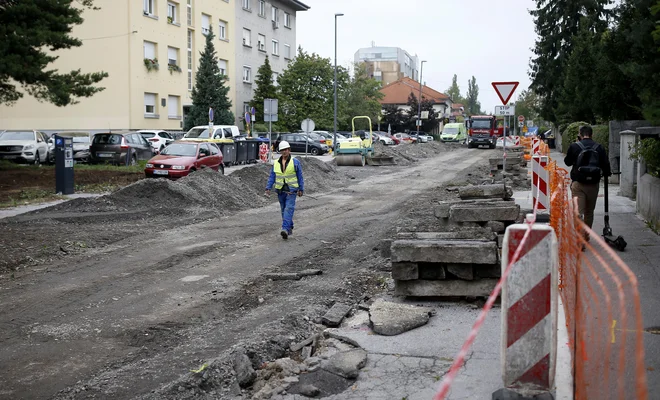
564,138,611,183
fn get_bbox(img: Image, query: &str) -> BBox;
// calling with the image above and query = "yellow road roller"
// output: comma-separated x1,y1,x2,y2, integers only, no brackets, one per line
335,116,396,166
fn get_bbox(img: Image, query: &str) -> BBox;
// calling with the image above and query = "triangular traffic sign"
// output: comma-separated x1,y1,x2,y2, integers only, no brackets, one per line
492,81,520,105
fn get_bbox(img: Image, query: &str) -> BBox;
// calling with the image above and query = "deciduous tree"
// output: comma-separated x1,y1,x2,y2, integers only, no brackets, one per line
465,76,481,115
249,56,278,126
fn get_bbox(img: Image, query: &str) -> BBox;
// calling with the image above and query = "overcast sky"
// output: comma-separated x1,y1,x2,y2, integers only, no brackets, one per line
296,0,537,112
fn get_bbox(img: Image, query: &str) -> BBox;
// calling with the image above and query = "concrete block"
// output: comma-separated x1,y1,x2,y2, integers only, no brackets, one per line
458,184,513,200
446,263,474,280
396,229,497,241
395,279,498,297
321,303,352,327
391,240,498,265
497,234,504,248
486,221,506,233
434,203,451,219
418,264,446,280
391,262,419,281
450,203,520,223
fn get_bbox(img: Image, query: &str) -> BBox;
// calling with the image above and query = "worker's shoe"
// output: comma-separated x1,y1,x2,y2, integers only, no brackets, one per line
280,230,288,240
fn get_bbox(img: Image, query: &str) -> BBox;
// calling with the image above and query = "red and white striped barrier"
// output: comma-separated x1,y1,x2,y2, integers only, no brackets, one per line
514,136,521,146
259,143,269,162
497,223,557,397
532,155,549,211
532,138,540,154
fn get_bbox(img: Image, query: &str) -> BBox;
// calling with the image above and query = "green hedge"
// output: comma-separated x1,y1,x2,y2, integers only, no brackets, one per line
592,125,609,156
561,121,589,153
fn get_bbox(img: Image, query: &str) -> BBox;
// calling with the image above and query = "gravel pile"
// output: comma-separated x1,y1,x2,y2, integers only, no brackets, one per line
372,141,459,166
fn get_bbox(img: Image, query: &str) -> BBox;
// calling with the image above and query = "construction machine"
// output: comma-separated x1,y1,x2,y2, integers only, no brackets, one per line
335,116,396,166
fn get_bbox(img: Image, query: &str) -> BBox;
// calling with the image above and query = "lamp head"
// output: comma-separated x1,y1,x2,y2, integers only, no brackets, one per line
335,13,344,17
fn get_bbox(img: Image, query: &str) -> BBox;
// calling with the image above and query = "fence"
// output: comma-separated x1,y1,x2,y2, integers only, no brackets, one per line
434,158,648,399
548,161,648,400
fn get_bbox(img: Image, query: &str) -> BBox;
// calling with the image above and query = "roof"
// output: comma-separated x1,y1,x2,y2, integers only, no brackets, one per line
379,77,450,105
452,103,464,109
280,0,310,11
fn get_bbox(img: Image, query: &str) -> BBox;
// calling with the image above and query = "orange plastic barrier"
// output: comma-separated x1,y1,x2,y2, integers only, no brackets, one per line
548,161,648,400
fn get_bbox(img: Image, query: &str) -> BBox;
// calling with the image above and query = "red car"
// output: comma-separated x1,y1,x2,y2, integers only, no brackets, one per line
144,141,224,179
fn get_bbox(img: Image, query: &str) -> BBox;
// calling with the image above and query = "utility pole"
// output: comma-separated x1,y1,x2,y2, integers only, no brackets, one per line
417,60,427,135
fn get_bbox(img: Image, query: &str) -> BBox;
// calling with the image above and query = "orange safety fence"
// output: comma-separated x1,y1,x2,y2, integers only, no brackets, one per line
548,161,648,400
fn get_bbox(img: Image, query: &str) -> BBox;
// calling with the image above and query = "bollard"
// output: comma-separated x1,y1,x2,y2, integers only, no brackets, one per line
532,138,540,155
494,223,558,400
532,155,550,212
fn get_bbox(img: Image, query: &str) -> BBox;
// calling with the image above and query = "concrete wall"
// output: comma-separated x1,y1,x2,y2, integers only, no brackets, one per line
637,174,660,227
609,120,651,182
619,131,638,198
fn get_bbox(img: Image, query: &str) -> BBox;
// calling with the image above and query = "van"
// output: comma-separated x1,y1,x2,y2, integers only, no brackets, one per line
182,125,241,142
440,123,467,143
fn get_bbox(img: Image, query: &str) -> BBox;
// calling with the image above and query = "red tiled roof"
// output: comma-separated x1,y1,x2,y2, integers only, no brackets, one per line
379,77,450,105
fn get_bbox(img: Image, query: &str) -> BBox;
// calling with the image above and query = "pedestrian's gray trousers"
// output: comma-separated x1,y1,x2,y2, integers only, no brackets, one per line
571,181,600,232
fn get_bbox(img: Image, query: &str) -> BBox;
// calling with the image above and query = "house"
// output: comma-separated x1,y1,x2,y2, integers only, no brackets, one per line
354,46,419,87
379,77,453,133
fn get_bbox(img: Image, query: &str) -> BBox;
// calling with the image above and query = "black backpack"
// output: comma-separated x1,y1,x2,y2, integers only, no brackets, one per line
576,141,602,183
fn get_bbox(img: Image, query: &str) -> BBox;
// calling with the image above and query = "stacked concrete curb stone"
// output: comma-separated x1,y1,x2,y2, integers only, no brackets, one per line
383,184,521,297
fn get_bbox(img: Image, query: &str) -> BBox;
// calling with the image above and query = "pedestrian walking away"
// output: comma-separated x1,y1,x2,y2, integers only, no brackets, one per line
564,125,611,241
264,141,304,240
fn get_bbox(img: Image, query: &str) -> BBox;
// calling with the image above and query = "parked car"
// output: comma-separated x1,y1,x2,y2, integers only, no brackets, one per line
0,130,49,165
182,125,241,142
373,131,394,145
274,133,329,155
139,130,175,153
89,131,154,165
145,141,224,179
393,133,416,144
47,131,92,163
380,132,400,145
409,131,430,143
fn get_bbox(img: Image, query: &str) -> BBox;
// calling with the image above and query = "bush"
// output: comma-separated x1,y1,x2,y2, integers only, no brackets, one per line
592,125,609,156
561,121,589,153
252,123,280,133
630,137,660,178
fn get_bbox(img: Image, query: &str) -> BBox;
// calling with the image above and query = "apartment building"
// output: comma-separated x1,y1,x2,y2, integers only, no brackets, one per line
0,0,235,132
354,46,419,87
233,0,309,126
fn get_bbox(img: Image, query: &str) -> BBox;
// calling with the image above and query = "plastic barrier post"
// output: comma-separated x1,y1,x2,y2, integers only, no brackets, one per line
495,223,558,400
532,155,550,212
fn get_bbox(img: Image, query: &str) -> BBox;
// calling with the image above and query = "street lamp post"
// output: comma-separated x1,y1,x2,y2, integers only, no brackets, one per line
334,13,344,153
417,60,427,136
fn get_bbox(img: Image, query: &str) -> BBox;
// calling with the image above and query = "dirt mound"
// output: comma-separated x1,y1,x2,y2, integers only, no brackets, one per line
372,141,457,166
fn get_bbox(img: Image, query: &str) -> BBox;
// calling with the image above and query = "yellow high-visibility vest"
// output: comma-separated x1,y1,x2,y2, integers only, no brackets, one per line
274,158,299,190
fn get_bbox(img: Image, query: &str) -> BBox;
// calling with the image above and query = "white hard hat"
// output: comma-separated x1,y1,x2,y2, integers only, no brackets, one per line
278,140,291,151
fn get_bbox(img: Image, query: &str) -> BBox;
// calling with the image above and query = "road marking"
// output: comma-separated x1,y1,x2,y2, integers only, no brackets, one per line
181,275,209,282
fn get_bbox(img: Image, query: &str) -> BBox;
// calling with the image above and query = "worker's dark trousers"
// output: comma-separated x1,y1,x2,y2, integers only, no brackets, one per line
571,181,599,238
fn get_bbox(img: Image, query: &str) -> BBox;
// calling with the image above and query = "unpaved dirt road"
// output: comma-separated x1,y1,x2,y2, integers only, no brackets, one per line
0,147,491,399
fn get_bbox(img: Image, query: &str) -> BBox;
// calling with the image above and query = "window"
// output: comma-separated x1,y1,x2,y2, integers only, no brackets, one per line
258,0,265,16
271,6,278,22
201,14,210,35
242,0,250,10
167,2,177,23
218,20,227,40
284,44,291,59
272,71,279,86
167,47,178,66
243,66,251,83
258,34,266,51
209,143,219,155
217,59,227,76
143,0,155,15
242,28,251,46
284,12,290,28
144,93,157,116
199,144,210,157
186,0,192,26
272,40,279,56
243,103,251,114
187,30,193,90
143,41,156,59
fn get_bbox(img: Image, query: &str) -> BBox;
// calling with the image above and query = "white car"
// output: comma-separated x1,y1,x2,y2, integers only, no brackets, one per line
139,130,174,153
0,130,49,165
374,132,394,145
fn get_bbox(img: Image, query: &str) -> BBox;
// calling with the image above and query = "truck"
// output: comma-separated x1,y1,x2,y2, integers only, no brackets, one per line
466,115,504,149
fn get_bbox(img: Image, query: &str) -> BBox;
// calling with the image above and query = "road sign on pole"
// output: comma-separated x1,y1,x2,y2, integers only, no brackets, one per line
492,81,520,105
495,105,516,116
301,118,315,155
518,115,525,123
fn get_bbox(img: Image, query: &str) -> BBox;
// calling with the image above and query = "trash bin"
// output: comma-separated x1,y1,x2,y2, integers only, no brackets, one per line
245,139,259,164
215,139,236,166
547,138,556,149
235,140,248,165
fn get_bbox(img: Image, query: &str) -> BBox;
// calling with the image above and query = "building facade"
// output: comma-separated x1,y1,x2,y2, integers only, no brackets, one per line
354,46,419,87
233,0,308,126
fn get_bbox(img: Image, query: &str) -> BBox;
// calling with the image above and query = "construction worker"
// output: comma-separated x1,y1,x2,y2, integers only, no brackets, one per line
264,141,304,240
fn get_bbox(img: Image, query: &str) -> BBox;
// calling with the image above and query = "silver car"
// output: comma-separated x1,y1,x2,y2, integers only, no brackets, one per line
0,130,49,165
